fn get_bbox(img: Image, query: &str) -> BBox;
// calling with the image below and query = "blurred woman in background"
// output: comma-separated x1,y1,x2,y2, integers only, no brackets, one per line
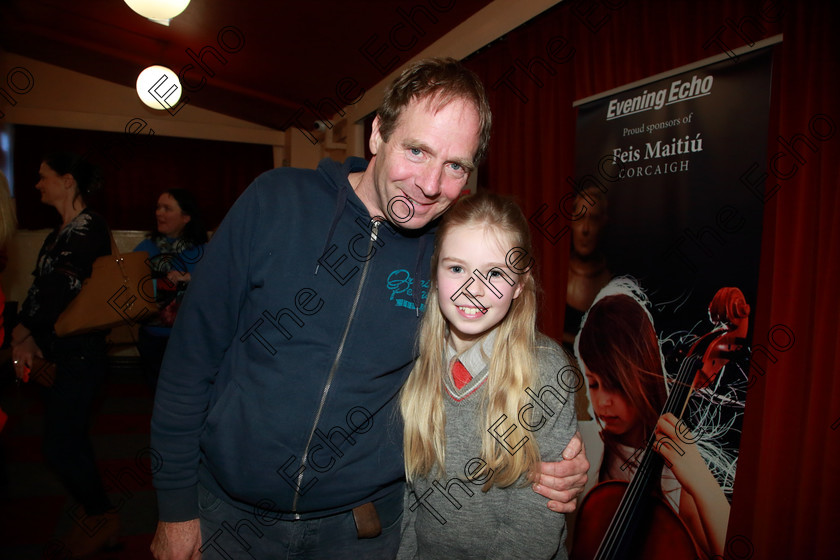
134,188,207,390
11,153,118,556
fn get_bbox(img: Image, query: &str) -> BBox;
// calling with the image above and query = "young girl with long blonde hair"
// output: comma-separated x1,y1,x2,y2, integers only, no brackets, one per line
398,191,578,559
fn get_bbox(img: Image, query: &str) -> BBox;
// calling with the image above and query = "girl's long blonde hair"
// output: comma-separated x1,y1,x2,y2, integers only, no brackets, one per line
401,191,540,490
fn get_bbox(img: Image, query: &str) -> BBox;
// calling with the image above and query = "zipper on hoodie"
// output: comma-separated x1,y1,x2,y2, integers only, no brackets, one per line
291,219,381,515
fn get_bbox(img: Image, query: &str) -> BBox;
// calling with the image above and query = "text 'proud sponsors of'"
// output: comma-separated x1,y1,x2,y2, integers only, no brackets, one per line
603,73,711,180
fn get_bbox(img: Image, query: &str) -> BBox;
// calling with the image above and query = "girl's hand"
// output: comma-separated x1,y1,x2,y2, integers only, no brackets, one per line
653,413,717,499
654,413,731,557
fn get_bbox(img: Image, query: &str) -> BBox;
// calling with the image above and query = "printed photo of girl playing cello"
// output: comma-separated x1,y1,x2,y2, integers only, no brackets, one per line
570,277,749,560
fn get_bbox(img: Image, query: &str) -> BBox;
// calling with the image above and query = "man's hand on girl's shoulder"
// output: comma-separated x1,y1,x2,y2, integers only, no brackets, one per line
532,431,589,513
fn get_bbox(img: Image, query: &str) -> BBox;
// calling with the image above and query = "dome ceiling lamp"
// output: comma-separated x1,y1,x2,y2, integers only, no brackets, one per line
136,65,183,111
124,0,190,26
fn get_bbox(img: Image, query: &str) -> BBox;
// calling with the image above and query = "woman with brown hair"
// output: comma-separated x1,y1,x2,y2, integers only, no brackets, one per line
574,278,731,558
11,153,119,557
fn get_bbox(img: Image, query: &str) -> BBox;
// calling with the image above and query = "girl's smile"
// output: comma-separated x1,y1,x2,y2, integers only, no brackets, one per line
456,305,483,318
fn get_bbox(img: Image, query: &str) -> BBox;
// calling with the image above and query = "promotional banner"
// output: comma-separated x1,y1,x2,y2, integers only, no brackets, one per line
566,50,773,559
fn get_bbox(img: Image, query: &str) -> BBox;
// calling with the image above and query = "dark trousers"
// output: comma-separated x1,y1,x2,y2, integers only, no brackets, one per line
198,483,403,560
43,343,112,515
137,328,169,392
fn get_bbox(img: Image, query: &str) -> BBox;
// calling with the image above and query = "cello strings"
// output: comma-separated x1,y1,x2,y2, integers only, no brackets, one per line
595,354,701,558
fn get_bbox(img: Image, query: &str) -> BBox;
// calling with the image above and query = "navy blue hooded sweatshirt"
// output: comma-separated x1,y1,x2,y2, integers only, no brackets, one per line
151,158,433,521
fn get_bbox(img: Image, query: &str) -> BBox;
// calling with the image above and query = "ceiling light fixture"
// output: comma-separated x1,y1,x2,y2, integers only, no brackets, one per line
124,0,190,26
136,65,183,110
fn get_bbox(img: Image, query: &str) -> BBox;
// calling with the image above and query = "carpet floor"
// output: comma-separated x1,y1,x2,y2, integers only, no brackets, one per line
0,359,158,559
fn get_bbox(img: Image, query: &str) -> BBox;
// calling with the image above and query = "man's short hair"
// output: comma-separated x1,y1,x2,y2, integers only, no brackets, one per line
377,57,492,165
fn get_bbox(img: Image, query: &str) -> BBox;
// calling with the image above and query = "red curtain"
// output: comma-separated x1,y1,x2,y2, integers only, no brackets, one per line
465,0,839,557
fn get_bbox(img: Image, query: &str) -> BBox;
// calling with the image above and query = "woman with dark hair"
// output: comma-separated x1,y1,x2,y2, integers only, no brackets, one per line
572,278,731,558
134,189,207,389
10,152,119,556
